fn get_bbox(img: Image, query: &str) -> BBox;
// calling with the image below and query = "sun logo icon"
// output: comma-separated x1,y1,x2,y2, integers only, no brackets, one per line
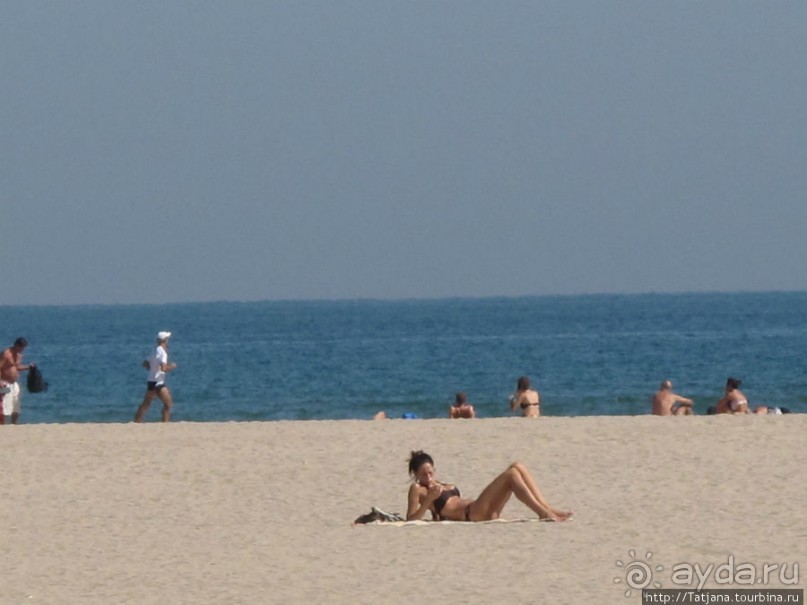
614,550,664,597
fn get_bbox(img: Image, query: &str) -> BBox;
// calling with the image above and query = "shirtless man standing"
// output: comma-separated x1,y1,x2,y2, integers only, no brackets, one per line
0,337,35,425
652,379,694,416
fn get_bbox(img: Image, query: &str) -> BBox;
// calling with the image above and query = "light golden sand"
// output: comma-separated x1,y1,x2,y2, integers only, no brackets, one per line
1,415,804,604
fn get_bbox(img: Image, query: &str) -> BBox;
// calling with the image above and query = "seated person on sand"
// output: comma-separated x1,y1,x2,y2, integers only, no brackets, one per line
715,377,749,414
652,379,694,415
406,450,572,522
509,375,541,418
449,392,476,419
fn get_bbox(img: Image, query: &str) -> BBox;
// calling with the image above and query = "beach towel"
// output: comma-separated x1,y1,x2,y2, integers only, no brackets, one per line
352,507,551,526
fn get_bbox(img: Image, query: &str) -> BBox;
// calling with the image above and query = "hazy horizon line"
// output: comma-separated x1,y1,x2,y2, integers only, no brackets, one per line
3,287,806,310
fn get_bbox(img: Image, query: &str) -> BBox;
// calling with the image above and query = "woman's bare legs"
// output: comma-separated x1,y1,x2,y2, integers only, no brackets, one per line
158,387,173,422
471,462,572,521
511,462,572,518
134,390,156,422
134,386,173,422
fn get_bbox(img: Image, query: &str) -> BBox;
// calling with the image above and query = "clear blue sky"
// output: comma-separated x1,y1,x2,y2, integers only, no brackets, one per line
3,2,806,305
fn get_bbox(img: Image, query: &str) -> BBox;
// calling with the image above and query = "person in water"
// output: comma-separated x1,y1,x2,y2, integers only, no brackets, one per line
715,377,748,414
449,392,476,419
406,450,572,522
509,375,541,417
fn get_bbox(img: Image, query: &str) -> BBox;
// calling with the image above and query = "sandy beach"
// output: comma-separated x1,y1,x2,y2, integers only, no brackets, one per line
1,415,804,604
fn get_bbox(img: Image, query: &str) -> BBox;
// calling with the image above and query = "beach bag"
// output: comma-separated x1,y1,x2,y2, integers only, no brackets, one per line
27,366,48,393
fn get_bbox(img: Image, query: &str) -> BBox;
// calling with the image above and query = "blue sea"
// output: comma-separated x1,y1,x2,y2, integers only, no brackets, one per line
1,292,805,423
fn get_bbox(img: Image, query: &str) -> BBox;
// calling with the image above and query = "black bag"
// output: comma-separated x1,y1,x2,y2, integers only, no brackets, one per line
27,366,48,393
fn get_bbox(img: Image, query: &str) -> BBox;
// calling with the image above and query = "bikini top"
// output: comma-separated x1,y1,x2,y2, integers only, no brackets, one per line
432,486,460,517
521,401,539,409
730,398,748,411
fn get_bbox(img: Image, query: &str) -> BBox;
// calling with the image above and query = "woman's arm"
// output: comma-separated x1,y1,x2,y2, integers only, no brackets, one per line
406,483,439,520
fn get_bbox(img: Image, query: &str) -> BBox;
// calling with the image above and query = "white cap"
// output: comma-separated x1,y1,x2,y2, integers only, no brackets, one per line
157,331,172,341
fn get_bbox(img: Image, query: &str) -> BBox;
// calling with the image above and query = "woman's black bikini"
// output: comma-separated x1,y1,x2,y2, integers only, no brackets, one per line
520,402,539,409
432,486,459,518
432,486,472,521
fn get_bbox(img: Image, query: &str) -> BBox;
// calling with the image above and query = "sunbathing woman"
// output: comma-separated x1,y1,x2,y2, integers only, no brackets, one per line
406,450,572,522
